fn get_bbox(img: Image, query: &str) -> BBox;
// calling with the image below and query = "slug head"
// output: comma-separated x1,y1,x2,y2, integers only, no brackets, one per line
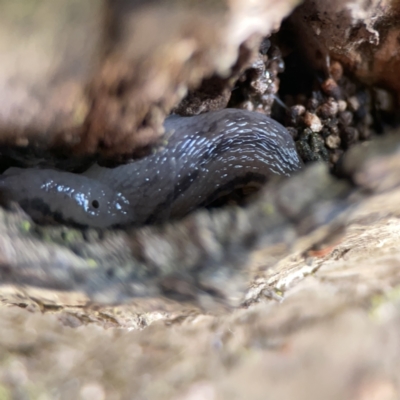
0,168,133,229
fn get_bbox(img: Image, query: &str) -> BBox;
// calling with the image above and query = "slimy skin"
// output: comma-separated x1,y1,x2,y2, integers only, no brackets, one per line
0,168,132,228
0,109,303,228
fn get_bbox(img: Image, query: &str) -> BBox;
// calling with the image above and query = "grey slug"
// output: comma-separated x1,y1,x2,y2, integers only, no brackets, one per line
0,109,303,228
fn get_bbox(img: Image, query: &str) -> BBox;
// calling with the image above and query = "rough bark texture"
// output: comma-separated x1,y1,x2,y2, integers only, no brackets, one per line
0,0,299,160
0,1,101,146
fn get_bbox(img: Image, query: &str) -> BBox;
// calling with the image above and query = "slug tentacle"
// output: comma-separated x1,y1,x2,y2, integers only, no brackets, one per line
0,109,303,228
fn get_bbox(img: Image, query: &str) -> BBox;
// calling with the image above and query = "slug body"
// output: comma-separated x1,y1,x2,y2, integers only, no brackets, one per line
0,109,303,228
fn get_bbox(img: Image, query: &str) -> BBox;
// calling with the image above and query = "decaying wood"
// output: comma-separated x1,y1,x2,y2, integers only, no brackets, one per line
0,0,299,159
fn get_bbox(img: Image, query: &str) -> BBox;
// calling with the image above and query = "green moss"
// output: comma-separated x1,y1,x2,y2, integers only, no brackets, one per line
86,259,98,268
0,384,11,400
369,284,400,319
261,202,275,215
20,220,31,232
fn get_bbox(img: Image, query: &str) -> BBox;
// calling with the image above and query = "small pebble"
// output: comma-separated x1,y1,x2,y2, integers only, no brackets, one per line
325,134,341,149
241,101,254,111
304,111,323,132
291,104,306,117
288,105,306,125
317,98,338,119
347,96,360,112
337,100,347,112
338,111,353,126
321,78,341,98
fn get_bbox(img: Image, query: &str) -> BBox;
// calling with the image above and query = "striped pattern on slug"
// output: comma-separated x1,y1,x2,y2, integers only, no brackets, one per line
0,109,303,228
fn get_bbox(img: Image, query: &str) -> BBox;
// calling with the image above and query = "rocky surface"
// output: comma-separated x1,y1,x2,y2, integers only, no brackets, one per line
1,135,400,398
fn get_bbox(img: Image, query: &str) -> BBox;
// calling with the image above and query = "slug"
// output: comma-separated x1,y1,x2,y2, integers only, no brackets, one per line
0,109,303,228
